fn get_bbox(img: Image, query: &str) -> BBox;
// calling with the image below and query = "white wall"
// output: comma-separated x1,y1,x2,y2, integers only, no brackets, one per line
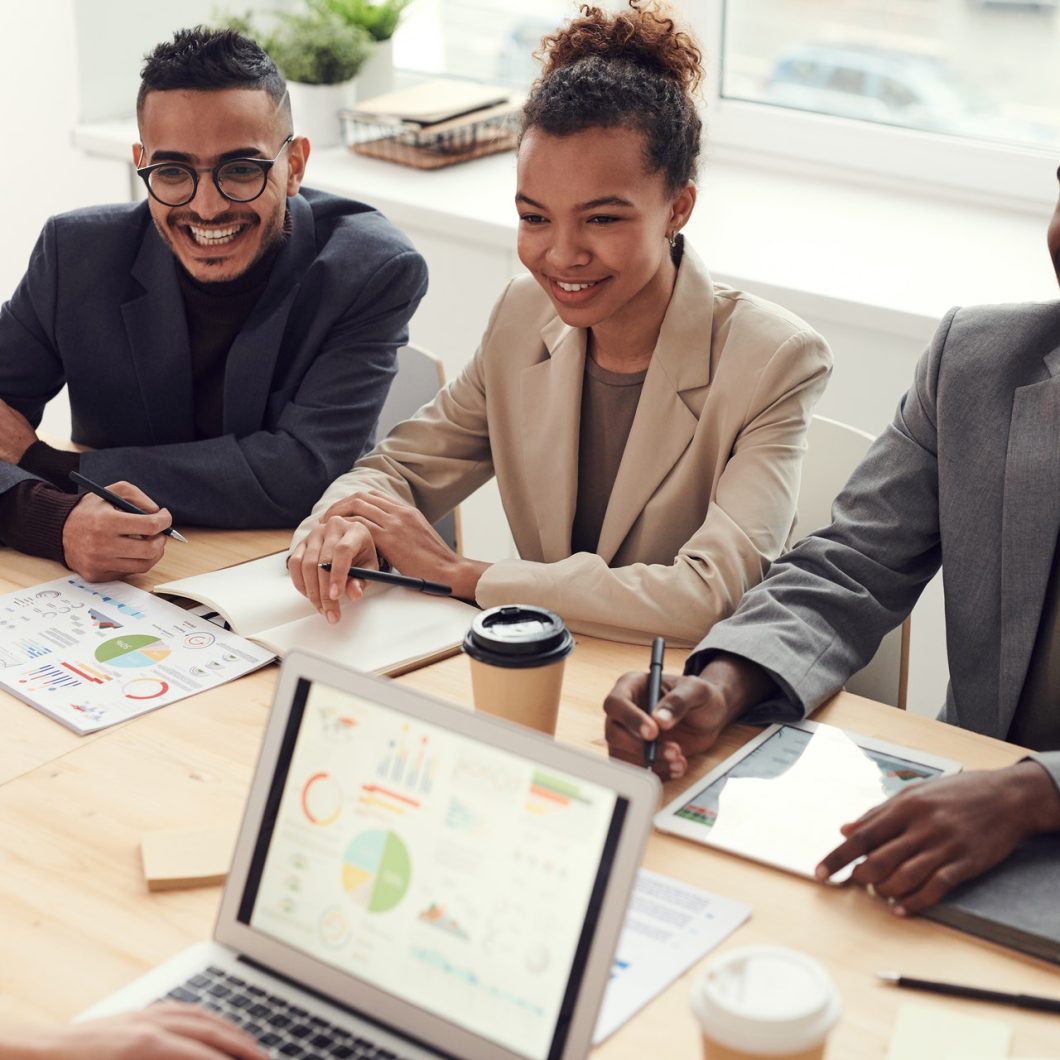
2,3,126,298
3,3,126,439
73,0,225,123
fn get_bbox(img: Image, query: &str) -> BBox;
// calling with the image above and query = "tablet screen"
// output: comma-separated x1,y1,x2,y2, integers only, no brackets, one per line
660,722,952,879
675,724,944,831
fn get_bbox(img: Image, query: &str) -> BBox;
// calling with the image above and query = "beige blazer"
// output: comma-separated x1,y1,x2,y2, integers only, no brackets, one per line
293,245,832,644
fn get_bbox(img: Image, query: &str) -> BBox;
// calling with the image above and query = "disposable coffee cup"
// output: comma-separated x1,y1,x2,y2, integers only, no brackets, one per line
462,605,574,735
691,946,842,1060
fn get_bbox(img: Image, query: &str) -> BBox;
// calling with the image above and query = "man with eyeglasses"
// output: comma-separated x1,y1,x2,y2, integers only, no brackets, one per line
0,26,427,582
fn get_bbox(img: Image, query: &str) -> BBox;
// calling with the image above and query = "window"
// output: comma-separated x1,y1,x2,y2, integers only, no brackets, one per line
722,1,1060,152
393,0,623,88
392,0,1058,210
711,0,1059,209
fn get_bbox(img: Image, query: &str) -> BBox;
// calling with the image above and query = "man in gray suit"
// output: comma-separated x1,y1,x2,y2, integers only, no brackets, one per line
604,169,1060,914
0,27,426,582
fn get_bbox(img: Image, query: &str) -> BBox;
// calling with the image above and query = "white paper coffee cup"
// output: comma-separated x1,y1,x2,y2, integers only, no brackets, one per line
462,605,573,735
691,946,841,1059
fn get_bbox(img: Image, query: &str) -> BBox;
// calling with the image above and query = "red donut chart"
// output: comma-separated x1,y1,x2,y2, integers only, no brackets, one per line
301,772,342,826
123,678,169,700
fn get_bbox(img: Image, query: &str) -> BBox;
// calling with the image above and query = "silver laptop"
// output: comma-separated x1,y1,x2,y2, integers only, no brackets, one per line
82,650,659,1059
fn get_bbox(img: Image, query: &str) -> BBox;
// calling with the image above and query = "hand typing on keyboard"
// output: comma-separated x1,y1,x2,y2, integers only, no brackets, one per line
166,966,411,1059
0,1001,266,1059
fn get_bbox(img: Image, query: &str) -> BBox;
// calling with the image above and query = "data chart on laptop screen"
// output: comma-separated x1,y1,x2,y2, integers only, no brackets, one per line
248,681,621,1059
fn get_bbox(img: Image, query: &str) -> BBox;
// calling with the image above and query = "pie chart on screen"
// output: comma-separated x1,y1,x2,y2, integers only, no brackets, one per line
95,634,171,668
342,830,411,913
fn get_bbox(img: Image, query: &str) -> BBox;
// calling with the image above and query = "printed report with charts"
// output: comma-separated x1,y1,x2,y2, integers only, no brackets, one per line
153,552,478,676
0,575,273,734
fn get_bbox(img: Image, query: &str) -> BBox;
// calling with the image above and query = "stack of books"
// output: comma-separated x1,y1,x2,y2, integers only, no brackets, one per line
342,79,520,169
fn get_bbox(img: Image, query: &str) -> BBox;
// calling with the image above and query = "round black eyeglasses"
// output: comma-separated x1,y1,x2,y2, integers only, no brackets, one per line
135,136,294,207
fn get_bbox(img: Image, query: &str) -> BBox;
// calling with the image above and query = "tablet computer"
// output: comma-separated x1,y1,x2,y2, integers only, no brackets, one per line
654,719,961,882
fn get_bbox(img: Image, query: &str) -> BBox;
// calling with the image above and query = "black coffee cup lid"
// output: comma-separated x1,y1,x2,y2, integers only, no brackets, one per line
463,604,574,669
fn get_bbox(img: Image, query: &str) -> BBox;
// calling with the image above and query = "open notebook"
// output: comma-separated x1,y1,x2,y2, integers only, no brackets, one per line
154,552,478,677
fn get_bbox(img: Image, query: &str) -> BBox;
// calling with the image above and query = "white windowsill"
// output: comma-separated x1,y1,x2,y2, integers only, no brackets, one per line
73,119,1059,339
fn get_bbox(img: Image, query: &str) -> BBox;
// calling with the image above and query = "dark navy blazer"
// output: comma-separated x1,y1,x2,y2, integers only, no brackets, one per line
0,188,427,527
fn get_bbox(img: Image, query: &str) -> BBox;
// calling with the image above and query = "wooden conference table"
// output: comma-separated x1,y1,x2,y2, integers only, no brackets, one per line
0,529,1058,1057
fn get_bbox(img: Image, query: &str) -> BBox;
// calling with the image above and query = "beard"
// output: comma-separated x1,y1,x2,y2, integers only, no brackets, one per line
154,203,286,282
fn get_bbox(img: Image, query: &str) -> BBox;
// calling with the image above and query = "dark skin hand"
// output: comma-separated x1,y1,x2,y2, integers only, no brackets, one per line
603,653,778,778
816,760,1060,915
605,654,1060,915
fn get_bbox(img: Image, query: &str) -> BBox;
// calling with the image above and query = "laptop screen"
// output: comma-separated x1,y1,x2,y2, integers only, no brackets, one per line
238,678,627,1060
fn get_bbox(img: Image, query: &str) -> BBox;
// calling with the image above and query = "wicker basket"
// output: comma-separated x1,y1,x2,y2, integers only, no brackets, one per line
341,101,520,170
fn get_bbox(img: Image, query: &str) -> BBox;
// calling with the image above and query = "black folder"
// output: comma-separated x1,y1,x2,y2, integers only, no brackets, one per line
924,835,1060,964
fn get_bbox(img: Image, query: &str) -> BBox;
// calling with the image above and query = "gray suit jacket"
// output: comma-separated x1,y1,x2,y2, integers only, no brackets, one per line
0,189,427,527
692,303,1060,788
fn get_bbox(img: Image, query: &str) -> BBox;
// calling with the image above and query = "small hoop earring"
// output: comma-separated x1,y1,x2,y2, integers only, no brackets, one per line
668,232,678,250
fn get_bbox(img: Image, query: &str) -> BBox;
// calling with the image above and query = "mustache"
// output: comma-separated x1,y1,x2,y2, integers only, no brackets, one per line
167,211,259,227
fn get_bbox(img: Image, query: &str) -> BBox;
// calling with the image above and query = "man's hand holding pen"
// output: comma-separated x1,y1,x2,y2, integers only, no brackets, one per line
603,653,779,779
62,480,173,582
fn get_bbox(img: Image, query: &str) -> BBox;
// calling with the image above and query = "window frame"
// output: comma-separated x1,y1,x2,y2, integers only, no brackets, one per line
684,0,1058,214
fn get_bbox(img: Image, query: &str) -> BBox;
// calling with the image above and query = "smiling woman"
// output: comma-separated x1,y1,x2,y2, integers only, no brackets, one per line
288,0,834,647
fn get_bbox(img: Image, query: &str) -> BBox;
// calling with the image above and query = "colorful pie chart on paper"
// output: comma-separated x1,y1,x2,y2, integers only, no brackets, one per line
342,830,411,913
95,634,171,669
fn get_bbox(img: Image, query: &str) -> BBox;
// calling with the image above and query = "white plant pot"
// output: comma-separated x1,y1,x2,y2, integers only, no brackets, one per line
356,38,394,105
287,79,355,150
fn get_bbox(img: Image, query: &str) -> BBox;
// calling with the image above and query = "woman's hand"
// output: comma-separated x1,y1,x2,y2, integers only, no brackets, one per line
288,515,378,623
323,490,488,602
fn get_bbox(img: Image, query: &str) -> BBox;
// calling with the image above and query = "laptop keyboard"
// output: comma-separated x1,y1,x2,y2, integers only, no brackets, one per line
163,965,413,1059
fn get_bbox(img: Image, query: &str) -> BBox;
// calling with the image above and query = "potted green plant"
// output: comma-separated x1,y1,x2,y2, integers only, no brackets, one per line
215,7,370,149
263,9,373,147
311,0,412,100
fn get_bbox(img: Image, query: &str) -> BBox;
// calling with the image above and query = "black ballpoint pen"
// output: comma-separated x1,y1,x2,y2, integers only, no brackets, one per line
644,636,665,768
878,972,1060,1014
69,471,188,542
319,562,453,596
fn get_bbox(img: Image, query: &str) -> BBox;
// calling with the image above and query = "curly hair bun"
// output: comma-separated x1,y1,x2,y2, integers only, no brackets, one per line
522,1,704,189
538,1,702,96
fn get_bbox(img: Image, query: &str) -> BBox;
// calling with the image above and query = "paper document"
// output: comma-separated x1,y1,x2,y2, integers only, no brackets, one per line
0,576,274,734
593,869,751,1043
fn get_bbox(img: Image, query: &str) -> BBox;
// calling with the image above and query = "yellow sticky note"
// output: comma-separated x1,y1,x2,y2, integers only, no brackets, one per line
887,1002,1011,1060
140,823,237,892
